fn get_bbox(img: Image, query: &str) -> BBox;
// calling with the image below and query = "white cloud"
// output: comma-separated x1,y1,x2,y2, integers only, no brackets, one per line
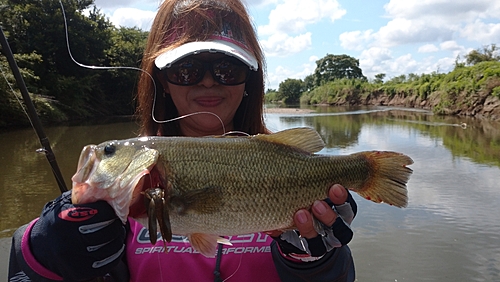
258,0,345,56
259,0,345,35
293,62,316,79
439,41,463,52
260,32,312,57
334,0,500,82
418,44,439,53
383,0,492,21
309,55,319,63
340,30,374,51
375,18,453,47
460,20,500,43
244,0,278,7
343,0,500,53
359,47,453,79
107,8,156,30
390,54,418,72
359,47,393,75
93,0,159,9
266,61,316,89
266,65,293,89
433,56,456,73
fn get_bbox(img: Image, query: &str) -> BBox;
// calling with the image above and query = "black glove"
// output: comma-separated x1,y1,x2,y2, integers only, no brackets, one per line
273,194,357,260
30,190,126,281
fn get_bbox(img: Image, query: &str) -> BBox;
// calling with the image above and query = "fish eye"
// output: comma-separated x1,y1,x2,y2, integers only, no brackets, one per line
104,144,116,156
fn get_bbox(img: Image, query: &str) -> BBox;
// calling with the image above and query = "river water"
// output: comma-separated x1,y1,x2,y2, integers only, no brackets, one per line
1,106,499,281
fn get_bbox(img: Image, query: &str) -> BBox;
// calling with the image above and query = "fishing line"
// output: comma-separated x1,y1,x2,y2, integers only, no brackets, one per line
59,1,151,78
154,111,226,134
58,0,228,134
222,131,250,137
0,64,33,125
0,64,54,157
222,243,244,282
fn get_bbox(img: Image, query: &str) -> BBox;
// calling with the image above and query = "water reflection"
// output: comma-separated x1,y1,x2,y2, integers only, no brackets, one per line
266,106,500,167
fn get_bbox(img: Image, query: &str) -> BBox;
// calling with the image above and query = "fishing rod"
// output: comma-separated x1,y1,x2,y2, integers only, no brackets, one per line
0,27,68,193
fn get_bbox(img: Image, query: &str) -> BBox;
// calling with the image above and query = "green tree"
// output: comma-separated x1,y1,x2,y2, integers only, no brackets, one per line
313,54,366,86
465,44,500,65
303,74,315,91
407,73,420,82
100,26,149,115
264,88,279,103
387,74,407,84
1,0,113,116
278,78,304,103
374,73,386,84
0,0,149,122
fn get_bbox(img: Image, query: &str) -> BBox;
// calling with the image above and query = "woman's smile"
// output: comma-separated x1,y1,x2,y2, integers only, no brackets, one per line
194,96,224,107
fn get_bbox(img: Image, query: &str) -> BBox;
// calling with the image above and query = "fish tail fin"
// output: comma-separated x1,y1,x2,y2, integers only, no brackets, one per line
354,151,413,208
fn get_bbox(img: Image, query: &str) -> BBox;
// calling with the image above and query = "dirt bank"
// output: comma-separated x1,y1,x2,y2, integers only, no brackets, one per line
364,92,500,121
265,108,316,114
325,89,500,121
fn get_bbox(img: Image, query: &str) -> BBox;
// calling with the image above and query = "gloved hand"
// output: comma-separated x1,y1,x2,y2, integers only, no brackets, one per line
270,184,357,261
30,190,126,281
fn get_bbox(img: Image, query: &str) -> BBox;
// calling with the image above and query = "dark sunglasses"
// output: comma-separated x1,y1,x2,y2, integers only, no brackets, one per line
160,57,251,86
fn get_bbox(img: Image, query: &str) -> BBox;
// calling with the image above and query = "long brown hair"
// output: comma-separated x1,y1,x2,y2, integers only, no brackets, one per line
135,0,267,136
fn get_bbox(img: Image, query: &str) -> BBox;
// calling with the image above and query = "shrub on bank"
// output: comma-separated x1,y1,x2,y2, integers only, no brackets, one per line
300,62,500,118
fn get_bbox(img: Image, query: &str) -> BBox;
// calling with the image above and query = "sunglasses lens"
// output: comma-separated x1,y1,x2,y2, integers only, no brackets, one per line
166,59,204,85
164,57,250,86
212,58,249,85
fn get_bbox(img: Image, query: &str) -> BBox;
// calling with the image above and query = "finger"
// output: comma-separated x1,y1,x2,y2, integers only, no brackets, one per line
294,209,317,239
329,184,348,205
311,200,337,227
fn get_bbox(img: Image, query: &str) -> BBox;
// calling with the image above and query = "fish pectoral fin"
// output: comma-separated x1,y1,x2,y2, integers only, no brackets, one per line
254,127,325,153
171,186,223,215
189,233,227,257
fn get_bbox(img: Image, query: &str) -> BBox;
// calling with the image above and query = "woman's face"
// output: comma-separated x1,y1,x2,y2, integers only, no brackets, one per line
158,53,246,137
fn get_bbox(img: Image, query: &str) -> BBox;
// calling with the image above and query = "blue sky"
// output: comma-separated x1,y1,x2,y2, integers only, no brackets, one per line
93,0,500,90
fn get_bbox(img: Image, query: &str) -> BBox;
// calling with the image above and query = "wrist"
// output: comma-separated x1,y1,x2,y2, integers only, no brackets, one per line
274,240,325,263
23,218,63,280
272,232,327,263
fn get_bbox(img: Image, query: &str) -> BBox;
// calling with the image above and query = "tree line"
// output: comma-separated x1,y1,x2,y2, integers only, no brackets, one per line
267,45,500,116
0,0,148,128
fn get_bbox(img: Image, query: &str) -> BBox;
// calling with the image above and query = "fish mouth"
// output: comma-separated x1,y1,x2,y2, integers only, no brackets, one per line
128,163,165,219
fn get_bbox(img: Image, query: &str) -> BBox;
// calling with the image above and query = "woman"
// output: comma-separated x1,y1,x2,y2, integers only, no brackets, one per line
9,0,357,281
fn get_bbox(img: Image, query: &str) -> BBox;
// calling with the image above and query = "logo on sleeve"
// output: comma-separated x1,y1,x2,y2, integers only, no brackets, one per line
59,207,98,222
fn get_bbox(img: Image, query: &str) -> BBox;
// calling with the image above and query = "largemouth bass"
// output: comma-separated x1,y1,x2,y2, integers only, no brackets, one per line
71,127,413,256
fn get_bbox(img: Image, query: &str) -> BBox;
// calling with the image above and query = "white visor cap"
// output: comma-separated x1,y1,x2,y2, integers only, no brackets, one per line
155,40,258,71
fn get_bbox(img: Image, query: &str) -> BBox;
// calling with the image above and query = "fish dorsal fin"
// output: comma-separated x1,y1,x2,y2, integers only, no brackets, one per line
254,127,325,153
